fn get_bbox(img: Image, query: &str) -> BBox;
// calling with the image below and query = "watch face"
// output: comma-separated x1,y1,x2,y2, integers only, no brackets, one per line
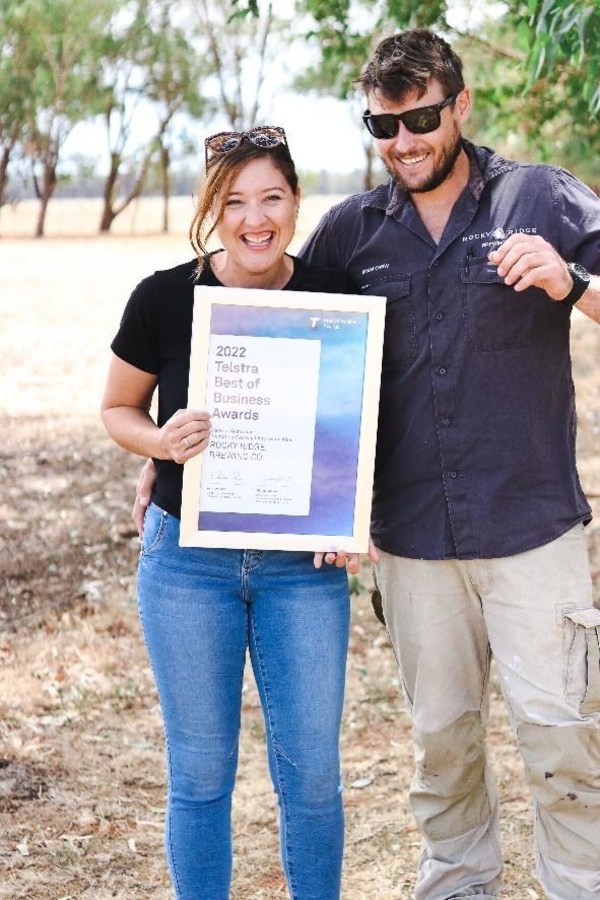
570,262,591,283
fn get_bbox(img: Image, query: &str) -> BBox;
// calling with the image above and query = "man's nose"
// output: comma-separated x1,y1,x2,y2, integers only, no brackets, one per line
389,121,415,152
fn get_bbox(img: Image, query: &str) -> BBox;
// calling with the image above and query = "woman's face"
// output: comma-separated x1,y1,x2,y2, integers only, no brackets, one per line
213,156,299,284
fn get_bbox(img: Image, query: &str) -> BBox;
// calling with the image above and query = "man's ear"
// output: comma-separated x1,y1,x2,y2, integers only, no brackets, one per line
456,87,472,124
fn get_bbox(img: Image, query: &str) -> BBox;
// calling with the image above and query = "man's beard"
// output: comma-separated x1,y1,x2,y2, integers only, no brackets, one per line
385,128,463,194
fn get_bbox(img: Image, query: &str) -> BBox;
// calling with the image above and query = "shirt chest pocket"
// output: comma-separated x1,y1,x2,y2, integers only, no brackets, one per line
460,257,561,351
361,274,416,369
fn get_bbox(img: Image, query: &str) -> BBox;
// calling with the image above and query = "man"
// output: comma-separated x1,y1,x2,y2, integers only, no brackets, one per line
301,28,600,900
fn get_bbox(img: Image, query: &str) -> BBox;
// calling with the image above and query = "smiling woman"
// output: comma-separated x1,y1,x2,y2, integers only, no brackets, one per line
193,128,300,289
99,127,358,900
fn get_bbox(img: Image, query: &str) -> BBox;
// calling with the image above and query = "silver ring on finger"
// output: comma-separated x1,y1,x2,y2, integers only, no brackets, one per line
182,436,190,447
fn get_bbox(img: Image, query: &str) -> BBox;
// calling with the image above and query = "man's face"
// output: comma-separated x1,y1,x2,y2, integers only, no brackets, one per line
366,81,469,194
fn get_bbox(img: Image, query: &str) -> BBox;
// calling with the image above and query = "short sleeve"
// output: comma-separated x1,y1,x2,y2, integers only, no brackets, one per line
110,275,161,374
553,168,600,273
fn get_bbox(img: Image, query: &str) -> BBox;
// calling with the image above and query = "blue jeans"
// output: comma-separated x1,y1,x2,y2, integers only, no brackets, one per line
137,503,350,900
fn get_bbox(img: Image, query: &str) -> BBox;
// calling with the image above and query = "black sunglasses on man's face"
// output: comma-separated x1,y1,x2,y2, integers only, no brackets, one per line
362,94,457,139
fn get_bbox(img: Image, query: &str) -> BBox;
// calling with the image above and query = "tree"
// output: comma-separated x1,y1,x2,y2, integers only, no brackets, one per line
95,0,160,233
143,3,209,233
0,2,37,212
191,0,288,130
13,0,119,237
96,0,209,233
454,6,600,187
526,0,600,113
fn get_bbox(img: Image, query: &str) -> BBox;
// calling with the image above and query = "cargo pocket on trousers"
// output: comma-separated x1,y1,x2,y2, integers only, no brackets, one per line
564,608,600,715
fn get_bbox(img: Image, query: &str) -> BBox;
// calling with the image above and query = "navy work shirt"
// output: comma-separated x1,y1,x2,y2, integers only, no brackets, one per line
300,141,598,560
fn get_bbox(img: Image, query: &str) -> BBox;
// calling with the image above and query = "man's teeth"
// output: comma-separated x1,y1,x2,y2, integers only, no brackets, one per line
401,153,428,166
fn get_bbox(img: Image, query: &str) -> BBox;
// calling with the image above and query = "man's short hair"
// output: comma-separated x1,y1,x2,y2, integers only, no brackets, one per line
356,29,465,102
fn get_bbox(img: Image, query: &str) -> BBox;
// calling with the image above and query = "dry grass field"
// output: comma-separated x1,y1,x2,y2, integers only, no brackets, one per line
0,195,599,899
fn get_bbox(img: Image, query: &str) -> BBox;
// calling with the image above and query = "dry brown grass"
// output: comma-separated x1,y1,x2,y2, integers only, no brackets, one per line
1,197,598,899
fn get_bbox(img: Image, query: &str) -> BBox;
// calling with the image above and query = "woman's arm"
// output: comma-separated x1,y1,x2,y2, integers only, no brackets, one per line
101,353,211,463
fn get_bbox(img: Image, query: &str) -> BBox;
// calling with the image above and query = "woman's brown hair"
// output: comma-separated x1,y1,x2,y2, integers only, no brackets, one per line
189,139,299,266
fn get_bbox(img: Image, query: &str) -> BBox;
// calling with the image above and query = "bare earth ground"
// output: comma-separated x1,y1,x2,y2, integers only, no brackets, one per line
1,197,599,899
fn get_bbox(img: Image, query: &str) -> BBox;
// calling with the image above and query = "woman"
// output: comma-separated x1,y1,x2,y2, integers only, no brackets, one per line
101,127,356,900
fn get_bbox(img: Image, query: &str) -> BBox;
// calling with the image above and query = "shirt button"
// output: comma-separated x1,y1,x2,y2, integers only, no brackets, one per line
432,261,439,267
441,417,451,426
435,312,444,321
449,471,458,479
438,366,447,375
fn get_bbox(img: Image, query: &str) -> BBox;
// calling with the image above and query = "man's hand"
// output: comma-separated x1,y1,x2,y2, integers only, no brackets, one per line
488,234,573,302
133,459,157,539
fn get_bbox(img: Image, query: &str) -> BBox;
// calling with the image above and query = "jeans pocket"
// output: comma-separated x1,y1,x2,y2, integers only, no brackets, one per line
140,503,167,556
564,607,600,715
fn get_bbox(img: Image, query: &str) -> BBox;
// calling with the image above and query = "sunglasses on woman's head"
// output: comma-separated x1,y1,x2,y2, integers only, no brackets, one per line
204,126,287,166
362,94,457,139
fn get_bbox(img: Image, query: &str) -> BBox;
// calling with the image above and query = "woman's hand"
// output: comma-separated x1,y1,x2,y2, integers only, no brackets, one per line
313,540,380,574
158,409,212,464
130,410,211,538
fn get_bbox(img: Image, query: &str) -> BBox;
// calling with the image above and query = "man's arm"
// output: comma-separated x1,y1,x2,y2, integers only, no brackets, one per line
488,234,600,324
573,283,600,324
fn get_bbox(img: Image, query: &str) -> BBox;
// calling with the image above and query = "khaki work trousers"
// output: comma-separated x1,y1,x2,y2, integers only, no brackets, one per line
375,525,600,900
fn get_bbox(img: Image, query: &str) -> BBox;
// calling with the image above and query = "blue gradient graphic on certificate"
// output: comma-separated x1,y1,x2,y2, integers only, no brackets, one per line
197,304,369,536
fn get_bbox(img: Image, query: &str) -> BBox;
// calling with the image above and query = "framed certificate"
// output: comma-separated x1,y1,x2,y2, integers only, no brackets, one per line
180,286,385,552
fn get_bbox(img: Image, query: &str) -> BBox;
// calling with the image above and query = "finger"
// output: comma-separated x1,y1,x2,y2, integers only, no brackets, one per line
500,250,549,283
368,540,380,564
172,408,211,425
334,551,348,568
313,553,324,569
346,553,360,574
178,419,212,450
488,234,523,263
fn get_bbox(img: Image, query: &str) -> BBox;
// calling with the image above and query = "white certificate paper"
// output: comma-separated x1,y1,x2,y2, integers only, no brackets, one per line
201,334,321,516
180,286,386,552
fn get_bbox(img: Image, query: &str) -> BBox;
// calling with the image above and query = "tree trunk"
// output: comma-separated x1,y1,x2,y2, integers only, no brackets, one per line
160,140,170,234
0,147,11,208
99,153,121,233
0,124,20,212
34,162,58,238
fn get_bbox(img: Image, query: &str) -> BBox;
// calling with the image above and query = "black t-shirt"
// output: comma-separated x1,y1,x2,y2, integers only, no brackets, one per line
111,253,356,518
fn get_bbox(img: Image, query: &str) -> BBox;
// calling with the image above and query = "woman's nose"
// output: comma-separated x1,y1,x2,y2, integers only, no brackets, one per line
244,202,266,224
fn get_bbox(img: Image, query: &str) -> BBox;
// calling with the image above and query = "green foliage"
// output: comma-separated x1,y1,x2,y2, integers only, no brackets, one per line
455,9,600,185
525,0,600,112
294,0,452,99
230,0,260,17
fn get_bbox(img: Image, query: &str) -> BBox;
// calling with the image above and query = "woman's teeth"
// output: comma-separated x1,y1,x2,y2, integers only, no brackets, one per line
243,233,272,246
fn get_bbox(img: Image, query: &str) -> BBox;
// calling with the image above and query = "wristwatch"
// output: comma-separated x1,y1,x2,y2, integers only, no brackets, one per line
563,262,591,306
